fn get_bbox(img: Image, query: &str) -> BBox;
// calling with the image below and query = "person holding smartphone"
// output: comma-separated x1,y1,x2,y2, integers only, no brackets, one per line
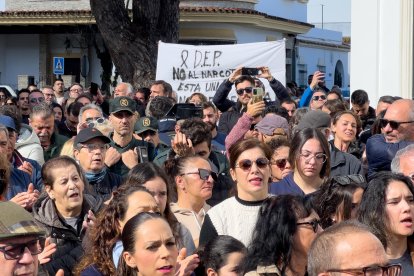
212,66,290,135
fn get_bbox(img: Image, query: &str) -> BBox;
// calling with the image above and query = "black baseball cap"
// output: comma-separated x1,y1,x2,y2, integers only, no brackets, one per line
135,117,158,134
74,127,111,145
110,96,136,114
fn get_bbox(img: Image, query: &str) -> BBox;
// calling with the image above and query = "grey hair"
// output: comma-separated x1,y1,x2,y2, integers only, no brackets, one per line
0,124,9,138
78,103,103,123
307,220,376,276
30,103,53,120
391,144,414,173
121,82,134,94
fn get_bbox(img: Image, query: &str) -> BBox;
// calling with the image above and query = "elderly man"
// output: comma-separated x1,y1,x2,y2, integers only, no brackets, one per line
78,103,104,128
106,96,155,176
74,128,122,200
68,83,84,99
0,201,48,276
114,82,134,98
29,103,68,162
366,99,414,179
307,220,395,276
41,86,55,105
391,144,414,181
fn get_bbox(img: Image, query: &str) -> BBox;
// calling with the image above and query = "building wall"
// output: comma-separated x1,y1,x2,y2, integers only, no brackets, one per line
0,34,39,89
351,0,413,105
6,0,90,11
256,0,308,22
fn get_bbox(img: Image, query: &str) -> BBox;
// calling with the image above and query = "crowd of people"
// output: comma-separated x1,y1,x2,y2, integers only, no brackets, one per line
0,66,413,276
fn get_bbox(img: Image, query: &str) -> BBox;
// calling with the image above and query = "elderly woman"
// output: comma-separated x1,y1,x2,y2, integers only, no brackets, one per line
33,156,103,275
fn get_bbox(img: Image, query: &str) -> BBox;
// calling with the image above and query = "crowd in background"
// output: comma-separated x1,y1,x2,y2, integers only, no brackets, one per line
0,66,413,276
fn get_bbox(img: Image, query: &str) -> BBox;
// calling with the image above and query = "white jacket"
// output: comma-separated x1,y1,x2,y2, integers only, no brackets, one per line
16,124,45,165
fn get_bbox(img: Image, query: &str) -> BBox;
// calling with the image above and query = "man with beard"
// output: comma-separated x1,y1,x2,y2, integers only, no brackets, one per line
106,96,155,176
53,78,65,105
202,102,226,153
29,103,68,162
17,89,30,124
351,89,376,130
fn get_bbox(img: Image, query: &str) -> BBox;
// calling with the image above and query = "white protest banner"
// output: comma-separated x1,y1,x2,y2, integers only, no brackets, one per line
156,40,286,103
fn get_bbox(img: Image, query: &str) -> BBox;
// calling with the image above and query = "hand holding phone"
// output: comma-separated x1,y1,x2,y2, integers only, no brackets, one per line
242,67,260,76
252,87,264,103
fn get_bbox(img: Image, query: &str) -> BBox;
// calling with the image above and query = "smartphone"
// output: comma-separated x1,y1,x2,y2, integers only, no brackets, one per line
137,146,149,163
252,87,264,103
90,82,99,96
242,67,259,76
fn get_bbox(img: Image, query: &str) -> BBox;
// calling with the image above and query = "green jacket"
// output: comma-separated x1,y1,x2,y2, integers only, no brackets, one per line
44,133,69,162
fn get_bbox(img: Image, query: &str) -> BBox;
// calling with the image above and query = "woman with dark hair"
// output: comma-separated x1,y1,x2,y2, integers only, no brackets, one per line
51,102,64,123
358,172,414,275
163,156,215,247
199,139,272,247
270,128,331,196
243,195,322,276
195,235,246,276
75,185,161,275
267,138,292,182
313,174,366,229
330,110,362,159
125,162,196,253
33,156,103,275
117,212,179,276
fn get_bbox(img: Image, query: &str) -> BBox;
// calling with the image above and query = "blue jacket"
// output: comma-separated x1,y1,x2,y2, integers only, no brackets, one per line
366,134,413,180
269,172,305,196
6,168,32,200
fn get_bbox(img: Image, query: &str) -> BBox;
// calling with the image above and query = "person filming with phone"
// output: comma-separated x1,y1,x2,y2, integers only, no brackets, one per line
213,66,290,135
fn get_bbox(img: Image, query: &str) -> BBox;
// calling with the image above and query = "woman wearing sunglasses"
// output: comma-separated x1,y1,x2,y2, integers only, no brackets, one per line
358,172,414,275
313,174,366,229
243,195,322,276
164,156,216,248
330,110,362,159
199,139,272,247
270,128,330,196
267,138,292,182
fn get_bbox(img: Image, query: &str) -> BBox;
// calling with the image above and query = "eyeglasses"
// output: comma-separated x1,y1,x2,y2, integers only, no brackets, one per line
85,117,105,124
181,168,218,181
297,219,321,233
0,237,45,260
379,118,414,130
332,174,366,186
312,95,327,101
236,87,253,95
299,152,327,163
271,158,288,169
327,264,402,276
78,143,109,152
236,158,270,171
29,97,45,104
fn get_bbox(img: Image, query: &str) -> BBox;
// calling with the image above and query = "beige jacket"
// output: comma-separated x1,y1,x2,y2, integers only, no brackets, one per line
244,265,282,276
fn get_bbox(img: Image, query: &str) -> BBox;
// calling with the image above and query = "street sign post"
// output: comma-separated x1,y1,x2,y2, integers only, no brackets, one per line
53,57,64,75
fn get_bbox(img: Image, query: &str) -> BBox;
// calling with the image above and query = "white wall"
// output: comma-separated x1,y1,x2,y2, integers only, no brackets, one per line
1,35,39,89
351,0,413,105
256,0,307,22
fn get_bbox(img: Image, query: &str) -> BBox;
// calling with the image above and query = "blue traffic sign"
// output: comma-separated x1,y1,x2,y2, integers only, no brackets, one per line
53,57,64,75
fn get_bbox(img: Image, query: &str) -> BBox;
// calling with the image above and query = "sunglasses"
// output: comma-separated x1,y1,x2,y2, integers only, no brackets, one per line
312,95,327,101
297,219,321,233
181,168,218,181
29,97,45,104
332,174,366,186
379,118,414,130
271,158,288,169
0,237,45,260
236,87,253,95
236,157,269,171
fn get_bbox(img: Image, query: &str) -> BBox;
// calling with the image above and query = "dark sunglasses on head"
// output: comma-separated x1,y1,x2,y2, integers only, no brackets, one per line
271,158,288,169
297,219,321,233
332,174,366,186
181,168,218,181
312,95,327,101
236,87,253,95
379,118,414,130
0,237,45,260
236,157,269,171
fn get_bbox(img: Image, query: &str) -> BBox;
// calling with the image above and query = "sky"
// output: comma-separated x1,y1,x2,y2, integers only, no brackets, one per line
0,0,4,11
307,0,351,36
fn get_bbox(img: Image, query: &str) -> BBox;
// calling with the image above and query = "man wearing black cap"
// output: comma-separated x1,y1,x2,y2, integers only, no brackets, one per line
106,96,155,176
134,116,169,156
74,128,123,200
0,201,46,276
